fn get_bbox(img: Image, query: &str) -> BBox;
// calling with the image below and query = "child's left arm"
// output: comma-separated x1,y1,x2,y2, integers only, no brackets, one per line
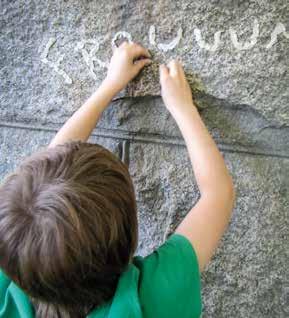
49,41,151,147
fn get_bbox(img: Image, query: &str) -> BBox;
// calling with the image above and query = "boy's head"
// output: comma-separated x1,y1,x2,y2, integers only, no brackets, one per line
0,141,138,316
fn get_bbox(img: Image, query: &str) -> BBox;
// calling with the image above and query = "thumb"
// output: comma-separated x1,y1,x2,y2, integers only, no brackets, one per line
134,58,152,71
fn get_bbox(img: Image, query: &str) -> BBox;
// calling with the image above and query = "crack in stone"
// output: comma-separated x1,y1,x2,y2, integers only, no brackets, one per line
0,121,289,159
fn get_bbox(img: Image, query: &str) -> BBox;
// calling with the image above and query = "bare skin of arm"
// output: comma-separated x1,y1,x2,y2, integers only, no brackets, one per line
49,42,151,147
159,61,236,272
49,40,235,273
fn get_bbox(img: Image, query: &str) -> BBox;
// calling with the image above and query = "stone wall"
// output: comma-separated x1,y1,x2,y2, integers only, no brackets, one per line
0,1,288,317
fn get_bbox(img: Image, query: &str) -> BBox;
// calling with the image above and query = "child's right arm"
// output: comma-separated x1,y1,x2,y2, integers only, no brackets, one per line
159,61,236,272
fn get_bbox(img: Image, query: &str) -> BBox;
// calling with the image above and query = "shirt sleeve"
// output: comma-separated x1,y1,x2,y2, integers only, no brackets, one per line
134,233,202,318
0,269,34,318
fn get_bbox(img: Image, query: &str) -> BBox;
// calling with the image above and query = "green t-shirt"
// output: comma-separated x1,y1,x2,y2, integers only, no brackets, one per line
0,234,202,318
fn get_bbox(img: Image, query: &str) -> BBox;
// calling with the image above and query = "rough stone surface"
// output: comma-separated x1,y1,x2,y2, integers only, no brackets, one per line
1,1,289,317
1,0,289,125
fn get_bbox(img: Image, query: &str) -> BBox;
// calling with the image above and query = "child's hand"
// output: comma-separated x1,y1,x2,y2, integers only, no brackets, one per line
104,41,152,92
159,60,195,118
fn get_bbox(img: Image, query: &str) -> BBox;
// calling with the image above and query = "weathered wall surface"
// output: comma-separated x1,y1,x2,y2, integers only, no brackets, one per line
0,1,289,317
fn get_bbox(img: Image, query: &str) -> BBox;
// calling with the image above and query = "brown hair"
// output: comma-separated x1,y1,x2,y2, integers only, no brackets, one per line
0,141,138,317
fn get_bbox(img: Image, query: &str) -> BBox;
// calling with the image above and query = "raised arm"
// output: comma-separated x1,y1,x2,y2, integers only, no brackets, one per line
159,61,235,272
49,42,152,147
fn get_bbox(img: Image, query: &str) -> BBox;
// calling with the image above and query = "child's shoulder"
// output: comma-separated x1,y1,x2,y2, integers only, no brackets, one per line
131,233,202,318
0,235,202,318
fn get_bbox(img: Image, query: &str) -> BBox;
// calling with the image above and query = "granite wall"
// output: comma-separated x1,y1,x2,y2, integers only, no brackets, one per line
0,1,288,317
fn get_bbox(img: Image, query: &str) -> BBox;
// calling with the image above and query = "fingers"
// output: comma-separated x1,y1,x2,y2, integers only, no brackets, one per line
176,60,185,76
119,39,129,48
159,64,169,83
168,60,179,77
159,59,185,82
167,59,184,77
118,41,151,59
113,39,129,53
134,58,152,70
130,42,151,59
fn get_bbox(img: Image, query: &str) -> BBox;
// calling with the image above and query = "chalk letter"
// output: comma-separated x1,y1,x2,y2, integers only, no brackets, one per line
111,31,132,49
41,38,72,85
149,25,182,52
75,39,108,80
266,22,289,49
229,18,259,50
194,28,222,51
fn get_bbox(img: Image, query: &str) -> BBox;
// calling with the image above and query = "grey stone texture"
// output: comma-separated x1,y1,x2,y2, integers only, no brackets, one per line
0,0,289,317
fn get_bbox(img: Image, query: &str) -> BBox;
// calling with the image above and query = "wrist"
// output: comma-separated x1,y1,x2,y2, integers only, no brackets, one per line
101,77,123,95
168,102,198,121
87,80,118,112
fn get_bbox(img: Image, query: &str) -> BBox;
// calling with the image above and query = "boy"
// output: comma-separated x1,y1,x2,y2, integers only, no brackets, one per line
0,41,235,317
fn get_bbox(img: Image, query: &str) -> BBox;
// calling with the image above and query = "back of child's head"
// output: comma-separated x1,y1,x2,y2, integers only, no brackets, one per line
0,141,138,317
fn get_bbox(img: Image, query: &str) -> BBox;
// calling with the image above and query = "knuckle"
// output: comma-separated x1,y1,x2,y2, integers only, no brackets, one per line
133,42,142,51
119,41,128,48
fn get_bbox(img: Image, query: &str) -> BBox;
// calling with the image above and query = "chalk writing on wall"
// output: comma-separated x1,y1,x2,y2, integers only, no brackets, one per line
40,37,72,85
41,21,289,84
229,18,259,50
266,22,289,49
75,39,108,80
149,26,183,52
194,29,222,52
